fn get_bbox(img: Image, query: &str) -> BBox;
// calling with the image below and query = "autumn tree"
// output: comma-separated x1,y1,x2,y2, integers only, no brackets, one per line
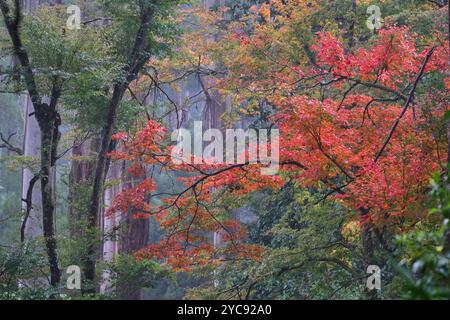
106,0,448,298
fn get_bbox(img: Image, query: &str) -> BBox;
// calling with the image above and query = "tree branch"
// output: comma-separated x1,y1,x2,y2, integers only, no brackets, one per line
20,173,40,243
0,0,42,108
374,47,436,163
0,132,23,155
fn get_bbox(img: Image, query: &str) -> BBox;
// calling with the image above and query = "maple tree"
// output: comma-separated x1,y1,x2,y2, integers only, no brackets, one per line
99,1,449,300
108,8,447,270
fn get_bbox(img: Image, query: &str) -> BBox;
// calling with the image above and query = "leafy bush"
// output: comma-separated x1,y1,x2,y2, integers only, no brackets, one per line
395,170,450,299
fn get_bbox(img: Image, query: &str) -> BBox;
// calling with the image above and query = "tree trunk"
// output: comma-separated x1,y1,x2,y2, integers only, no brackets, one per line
21,96,43,238
84,85,125,293
99,159,123,295
68,138,99,235
360,207,378,299
119,173,149,255
118,161,149,300
30,95,61,286
17,0,61,286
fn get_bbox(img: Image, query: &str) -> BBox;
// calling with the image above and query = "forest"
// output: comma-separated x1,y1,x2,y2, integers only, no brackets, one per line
0,0,449,301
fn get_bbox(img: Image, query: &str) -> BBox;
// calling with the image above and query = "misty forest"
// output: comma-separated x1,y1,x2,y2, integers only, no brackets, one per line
0,0,449,300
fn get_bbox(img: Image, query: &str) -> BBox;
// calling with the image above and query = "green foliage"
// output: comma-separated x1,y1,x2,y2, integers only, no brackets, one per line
102,254,172,299
188,184,363,300
19,5,124,131
0,241,56,300
102,0,184,59
23,6,123,90
0,0,448,301
395,169,450,299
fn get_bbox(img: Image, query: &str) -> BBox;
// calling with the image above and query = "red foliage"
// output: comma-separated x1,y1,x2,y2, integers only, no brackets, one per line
108,25,448,271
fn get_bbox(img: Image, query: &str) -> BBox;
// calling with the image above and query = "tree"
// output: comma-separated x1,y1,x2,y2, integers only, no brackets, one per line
0,0,64,285
105,0,448,298
0,0,448,300
82,0,183,293
0,0,170,290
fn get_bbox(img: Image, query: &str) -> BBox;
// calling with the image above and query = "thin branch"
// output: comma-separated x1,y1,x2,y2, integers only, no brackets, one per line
55,131,91,161
82,17,113,25
146,73,182,128
0,132,23,155
20,173,40,243
343,76,408,101
374,47,436,163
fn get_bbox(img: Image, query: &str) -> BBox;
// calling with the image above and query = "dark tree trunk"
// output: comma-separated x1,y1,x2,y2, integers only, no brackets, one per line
84,6,155,293
83,85,125,294
21,93,43,239
36,106,61,286
444,117,450,252
0,0,62,286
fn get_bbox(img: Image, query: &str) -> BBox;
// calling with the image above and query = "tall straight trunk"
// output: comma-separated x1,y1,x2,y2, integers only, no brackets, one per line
121,167,149,237
117,161,149,299
39,116,60,286
119,167,149,254
21,96,43,238
68,139,97,238
99,160,123,294
84,84,125,293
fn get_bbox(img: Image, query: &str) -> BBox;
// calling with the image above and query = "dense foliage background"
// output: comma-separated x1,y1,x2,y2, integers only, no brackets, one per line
0,0,448,300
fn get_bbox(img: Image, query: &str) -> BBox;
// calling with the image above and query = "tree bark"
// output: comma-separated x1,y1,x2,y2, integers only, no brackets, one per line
68,138,98,250
0,0,62,286
84,6,155,293
39,116,61,286
21,96,43,238
83,85,125,293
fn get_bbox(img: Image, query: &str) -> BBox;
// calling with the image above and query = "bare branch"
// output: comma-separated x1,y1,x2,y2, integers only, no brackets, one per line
0,132,23,155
